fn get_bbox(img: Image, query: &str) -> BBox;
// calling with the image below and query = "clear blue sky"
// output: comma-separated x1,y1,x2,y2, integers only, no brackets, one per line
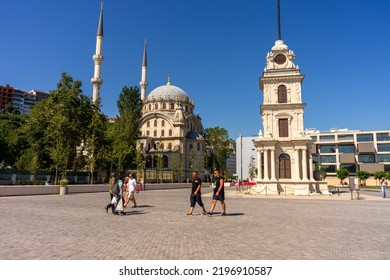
1,0,389,139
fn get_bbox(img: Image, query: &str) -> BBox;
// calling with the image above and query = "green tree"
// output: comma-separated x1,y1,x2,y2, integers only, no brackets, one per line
23,72,94,179
112,86,143,173
0,114,27,167
84,100,109,183
203,126,234,177
374,171,386,186
356,170,371,186
336,168,349,185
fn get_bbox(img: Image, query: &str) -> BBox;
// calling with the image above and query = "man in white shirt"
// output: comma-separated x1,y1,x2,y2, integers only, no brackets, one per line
124,173,137,208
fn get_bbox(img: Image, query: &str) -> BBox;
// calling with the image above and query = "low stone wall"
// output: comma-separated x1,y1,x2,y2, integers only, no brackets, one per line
0,184,108,197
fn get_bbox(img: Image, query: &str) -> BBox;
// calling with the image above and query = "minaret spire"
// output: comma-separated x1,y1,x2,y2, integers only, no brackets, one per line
140,38,148,101
91,1,104,105
277,0,282,40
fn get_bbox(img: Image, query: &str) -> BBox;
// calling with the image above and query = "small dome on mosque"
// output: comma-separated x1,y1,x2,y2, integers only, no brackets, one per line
146,76,189,101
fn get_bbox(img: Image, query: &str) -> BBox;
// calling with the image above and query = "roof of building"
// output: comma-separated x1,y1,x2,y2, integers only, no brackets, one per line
147,78,189,101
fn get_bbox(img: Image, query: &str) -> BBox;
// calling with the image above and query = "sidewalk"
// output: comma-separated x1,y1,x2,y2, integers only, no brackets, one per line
1,187,389,260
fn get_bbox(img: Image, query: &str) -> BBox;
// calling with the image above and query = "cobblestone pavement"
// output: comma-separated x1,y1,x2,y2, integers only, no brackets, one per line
0,187,389,260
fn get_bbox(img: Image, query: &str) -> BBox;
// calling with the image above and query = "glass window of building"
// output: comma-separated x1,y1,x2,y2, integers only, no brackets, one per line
161,130,165,137
161,120,165,127
154,130,157,137
377,133,390,141
338,134,353,141
169,129,172,136
339,144,355,153
378,144,390,152
322,165,336,172
340,164,356,173
310,136,317,141
312,155,319,164
319,135,335,142
358,154,375,163
319,145,336,153
378,154,390,162
357,134,373,142
320,155,336,163
154,119,157,127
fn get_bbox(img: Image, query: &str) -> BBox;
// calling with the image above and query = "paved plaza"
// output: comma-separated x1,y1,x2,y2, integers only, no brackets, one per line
0,185,389,260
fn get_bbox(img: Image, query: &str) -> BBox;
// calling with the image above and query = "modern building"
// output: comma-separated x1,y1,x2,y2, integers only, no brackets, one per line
236,135,258,181
137,42,205,182
308,128,390,174
0,85,49,115
0,85,14,112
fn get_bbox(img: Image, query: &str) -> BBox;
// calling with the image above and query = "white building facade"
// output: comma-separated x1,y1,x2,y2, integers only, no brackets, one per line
236,135,258,181
253,39,328,195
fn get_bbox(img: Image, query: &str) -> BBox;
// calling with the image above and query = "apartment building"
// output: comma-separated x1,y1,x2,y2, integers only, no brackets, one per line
0,85,49,115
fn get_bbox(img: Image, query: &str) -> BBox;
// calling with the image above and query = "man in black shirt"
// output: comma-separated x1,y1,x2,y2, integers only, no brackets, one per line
207,169,226,216
187,171,207,215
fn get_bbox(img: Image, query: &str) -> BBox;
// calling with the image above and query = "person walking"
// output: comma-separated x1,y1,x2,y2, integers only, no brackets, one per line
114,176,125,215
108,173,116,201
207,169,226,216
380,176,388,198
124,173,137,208
187,171,207,216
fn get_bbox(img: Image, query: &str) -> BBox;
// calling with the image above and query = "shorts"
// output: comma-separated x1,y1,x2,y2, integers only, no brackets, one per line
190,193,204,207
127,191,135,199
213,193,225,201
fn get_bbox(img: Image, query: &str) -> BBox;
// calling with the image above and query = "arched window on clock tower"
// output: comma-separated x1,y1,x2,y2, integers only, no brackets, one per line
278,85,287,103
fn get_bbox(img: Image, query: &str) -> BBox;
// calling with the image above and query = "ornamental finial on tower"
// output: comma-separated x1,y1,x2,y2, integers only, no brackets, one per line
97,1,104,37
167,74,171,85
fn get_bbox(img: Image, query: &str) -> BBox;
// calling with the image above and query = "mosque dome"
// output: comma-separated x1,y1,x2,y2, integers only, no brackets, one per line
146,78,189,101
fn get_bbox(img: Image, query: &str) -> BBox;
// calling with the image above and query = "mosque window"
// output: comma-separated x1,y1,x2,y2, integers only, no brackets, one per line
197,143,200,151
169,129,172,136
148,104,151,110
162,120,165,127
162,155,169,168
189,144,193,150
154,130,157,137
168,143,172,150
170,103,174,110
161,130,165,137
155,103,158,110
278,85,287,103
146,131,150,136
147,121,150,127
154,119,157,127
278,119,289,137
140,143,144,151
163,103,166,109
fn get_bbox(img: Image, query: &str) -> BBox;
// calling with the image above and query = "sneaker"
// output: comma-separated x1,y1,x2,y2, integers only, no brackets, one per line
202,211,207,215
221,212,227,216
186,213,192,216
207,212,212,217
104,206,108,213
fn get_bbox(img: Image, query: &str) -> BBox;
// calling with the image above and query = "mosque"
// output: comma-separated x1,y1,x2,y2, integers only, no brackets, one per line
91,3,205,182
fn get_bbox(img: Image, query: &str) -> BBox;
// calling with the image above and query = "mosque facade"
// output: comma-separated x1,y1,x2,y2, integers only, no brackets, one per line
137,43,205,182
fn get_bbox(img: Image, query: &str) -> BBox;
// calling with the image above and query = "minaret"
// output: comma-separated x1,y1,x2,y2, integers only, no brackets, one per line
139,39,148,101
91,2,104,105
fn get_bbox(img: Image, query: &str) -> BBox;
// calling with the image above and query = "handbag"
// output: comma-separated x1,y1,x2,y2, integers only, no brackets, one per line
111,196,117,205
115,198,124,212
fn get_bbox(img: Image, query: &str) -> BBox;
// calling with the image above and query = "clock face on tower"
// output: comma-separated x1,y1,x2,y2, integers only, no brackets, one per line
274,54,286,65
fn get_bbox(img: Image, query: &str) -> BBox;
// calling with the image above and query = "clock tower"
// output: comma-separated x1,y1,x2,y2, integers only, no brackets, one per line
253,1,328,195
